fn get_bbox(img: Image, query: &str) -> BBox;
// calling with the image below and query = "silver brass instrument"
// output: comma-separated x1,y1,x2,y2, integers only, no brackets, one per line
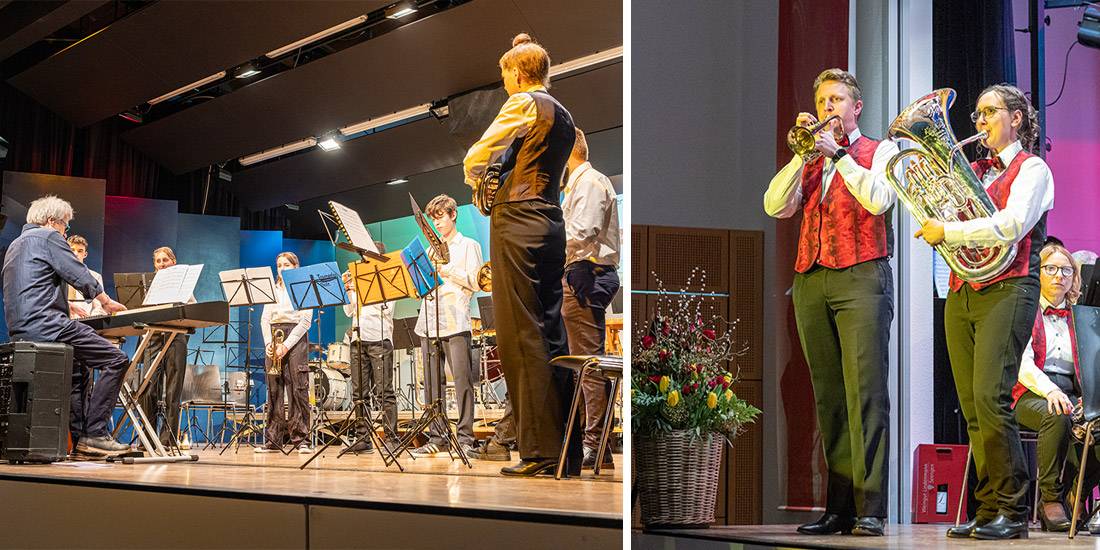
473,163,502,217
787,115,840,162
268,328,285,375
477,262,492,292
885,88,1017,283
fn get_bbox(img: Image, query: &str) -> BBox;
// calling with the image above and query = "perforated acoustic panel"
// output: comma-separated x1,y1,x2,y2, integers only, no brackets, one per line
632,225,648,290
646,226,729,293
730,231,764,380
729,380,763,524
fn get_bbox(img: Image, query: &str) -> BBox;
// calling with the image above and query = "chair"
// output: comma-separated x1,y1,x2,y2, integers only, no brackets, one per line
549,355,623,480
953,430,1041,527
1069,304,1100,538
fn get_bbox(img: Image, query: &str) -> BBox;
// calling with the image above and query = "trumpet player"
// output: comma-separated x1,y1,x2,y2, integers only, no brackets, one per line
411,194,483,458
764,68,899,537
257,252,313,453
915,84,1053,540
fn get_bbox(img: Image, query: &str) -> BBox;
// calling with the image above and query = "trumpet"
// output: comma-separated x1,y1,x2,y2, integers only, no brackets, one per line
787,114,841,162
267,328,285,375
477,262,492,292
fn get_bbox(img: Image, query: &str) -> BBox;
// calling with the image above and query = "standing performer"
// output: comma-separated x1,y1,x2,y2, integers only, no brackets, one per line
1012,243,1087,532
2,195,130,458
764,68,898,536
138,246,190,447
561,127,621,470
916,84,1053,540
463,33,579,476
257,252,313,453
342,242,398,454
66,235,106,318
411,195,483,457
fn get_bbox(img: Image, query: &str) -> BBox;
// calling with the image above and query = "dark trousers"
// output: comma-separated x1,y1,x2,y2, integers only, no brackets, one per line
946,278,1039,520
420,332,477,447
792,259,893,518
51,321,130,438
138,332,188,445
264,324,310,446
491,395,516,447
562,261,620,449
490,200,580,464
1015,375,1077,503
350,340,397,438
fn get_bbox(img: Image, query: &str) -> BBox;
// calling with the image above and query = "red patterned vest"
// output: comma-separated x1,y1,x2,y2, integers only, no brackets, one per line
794,136,892,273
948,151,1047,292
1011,308,1080,407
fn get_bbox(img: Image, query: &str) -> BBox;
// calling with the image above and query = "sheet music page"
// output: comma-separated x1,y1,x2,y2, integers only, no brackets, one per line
144,264,204,305
330,201,379,253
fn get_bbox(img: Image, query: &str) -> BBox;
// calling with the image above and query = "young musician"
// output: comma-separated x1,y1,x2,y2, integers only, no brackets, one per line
342,242,398,453
764,68,899,536
1012,243,1087,531
411,195,483,457
2,195,131,458
66,235,106,318
561,128,621,469
916,84,1054,540
463,33,578,476
257,252,313,453
138,246,189,447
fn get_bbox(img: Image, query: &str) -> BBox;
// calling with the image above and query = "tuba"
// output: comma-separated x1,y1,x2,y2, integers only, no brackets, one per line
885,88,1017,283
477,262,492,292
787,115,840,162
267,328,285,375
472,163,502,217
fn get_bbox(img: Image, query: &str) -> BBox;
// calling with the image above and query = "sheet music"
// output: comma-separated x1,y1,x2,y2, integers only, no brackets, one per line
144,264,204,305
218,267,276,306
330,201,379,254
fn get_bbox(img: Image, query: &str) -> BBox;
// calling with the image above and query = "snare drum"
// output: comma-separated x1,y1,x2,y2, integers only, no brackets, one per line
326,342,351,369
314,366,352,411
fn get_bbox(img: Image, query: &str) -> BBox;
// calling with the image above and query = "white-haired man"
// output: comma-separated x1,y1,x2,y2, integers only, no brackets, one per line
2,195,131,458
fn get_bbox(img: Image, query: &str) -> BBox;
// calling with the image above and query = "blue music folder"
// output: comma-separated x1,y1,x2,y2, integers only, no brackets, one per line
281,262,349,310
402,239,442,297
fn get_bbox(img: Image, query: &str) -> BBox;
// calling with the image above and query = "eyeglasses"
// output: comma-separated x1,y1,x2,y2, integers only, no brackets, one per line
970,106,1009,123
1041,264,1074,278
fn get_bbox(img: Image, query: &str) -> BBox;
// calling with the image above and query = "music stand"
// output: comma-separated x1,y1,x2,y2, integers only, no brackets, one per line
1070,304,1100,537
114,272,156,309
391,317,420,410
216,267,276,454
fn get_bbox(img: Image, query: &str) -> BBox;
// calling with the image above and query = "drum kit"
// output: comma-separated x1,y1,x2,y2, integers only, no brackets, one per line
307,343,353,411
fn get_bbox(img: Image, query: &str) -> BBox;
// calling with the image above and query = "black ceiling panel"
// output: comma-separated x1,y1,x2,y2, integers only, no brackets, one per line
6,1,386,127
0,1,108,63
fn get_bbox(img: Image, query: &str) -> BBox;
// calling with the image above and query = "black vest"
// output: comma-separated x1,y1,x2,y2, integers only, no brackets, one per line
497,91,575,206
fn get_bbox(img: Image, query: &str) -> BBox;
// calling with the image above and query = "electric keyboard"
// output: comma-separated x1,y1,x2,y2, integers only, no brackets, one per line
78,301,230,337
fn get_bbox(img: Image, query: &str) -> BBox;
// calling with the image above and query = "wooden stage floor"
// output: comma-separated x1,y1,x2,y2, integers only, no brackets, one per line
635,523,1100,549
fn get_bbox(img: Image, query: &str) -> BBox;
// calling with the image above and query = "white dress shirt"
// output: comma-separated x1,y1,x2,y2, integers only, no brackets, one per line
764,128,900,218
463,84,545,189
563,161,620,267
415,231,482,337
261,283,312,350
69,268,106,317
343,293,395,343
943,140,1054,248
1018,296,1076,397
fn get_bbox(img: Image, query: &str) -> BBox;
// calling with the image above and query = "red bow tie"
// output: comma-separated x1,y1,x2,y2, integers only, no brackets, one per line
1045,306,1070,318
838,134,851,147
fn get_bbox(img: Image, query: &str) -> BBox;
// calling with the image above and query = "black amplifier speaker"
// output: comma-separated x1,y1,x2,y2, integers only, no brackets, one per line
0,342,73,463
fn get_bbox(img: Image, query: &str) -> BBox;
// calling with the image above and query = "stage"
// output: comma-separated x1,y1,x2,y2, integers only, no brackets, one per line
0,447,622,549
633,524,1100,549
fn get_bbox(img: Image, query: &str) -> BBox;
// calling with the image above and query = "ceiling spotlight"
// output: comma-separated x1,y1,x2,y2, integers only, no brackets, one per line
429,103,449,120
217,167,233,182
233,62,261,79
318,135,342,151
385,2,418,19
1080,6,1100,50
284,203,301,211
387,178,408,185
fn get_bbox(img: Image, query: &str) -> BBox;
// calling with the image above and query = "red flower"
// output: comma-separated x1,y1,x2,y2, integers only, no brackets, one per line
641,335,655,349
702,329,716,341
682,383,693,395
707,378,719,388
658,349,670,362
648,375,662,383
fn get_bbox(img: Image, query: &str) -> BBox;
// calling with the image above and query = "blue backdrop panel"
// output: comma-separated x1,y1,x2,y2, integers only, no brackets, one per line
103,196,178,300
177,213,240,375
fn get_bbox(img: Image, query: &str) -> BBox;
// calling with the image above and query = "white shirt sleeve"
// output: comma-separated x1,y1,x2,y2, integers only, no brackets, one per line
462,93,538,189
835,139,899,215
283,309,312,350
763,155,805,218
440,239,481,293
943,157,1054,248
260,304,273,347
1018,334,1061,398
566,173,613,245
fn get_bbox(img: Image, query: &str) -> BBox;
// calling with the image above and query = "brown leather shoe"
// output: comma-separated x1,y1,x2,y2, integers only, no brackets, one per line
1040,500,1071,532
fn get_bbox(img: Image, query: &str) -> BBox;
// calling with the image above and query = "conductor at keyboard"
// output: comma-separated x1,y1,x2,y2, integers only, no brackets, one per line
1,195,133,459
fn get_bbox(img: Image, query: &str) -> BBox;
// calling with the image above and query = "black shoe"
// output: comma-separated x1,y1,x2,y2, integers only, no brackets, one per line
74,435,130,458
1039,501,1071,532
796,513,854,535
972,514,1028,540
347,439,374,454
851,516,885,536
582,447,615,470
946,517,988,538
468,439,512,461
501,458,557,477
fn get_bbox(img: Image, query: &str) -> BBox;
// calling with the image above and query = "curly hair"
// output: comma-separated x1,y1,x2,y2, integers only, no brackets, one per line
979,83,1041,154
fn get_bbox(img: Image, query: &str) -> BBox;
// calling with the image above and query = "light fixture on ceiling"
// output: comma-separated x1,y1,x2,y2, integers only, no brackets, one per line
118,110,143,123
385,2,418,19
264,15,368,59
284,203,301,211
148,71,227,105
429,103,449,120
338,103,431,136
233,61,261,79
217,167,233,182
239,137,318,166
1080,6,1100,50
318,134,342,151
548,46,624,79
387,178,408,185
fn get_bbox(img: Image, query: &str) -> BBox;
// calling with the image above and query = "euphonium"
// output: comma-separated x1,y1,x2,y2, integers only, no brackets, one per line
477,262,492,292
787,114,840,162
885,88,1017,283
472,163,502,217
267,328,285,375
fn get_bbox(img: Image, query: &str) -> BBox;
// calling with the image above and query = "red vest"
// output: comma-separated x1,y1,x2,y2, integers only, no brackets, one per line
949,151,1040,292
794,136,891,273
1011,307,1080,407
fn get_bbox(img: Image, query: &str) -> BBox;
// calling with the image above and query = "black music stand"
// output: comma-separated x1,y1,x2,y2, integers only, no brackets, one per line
114,272,155,309
1081,264,1100,308
391,317,420,410
217,267,276,454
1070,305,1100,537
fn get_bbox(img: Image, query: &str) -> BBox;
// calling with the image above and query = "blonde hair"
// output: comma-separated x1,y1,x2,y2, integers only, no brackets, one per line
499,33,550,89
1041,243,1081,304
275,251,300,285
813,68,863,105
67,235,89,248
152,246,176,262
425,194,457,219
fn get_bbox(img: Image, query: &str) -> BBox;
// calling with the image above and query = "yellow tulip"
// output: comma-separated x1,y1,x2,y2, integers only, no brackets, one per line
707,392,718,409
667,390,680,407
659,376,670,393
724,389,734,401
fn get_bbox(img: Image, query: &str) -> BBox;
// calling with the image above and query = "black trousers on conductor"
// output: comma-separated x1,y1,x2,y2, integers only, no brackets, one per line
490,200,582,467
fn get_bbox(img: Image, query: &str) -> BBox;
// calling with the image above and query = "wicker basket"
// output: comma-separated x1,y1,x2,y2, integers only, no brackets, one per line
634,429,724,529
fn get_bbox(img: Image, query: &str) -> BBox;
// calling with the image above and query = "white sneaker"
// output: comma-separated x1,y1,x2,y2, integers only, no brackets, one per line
411,443,447,457
297,443,312,454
